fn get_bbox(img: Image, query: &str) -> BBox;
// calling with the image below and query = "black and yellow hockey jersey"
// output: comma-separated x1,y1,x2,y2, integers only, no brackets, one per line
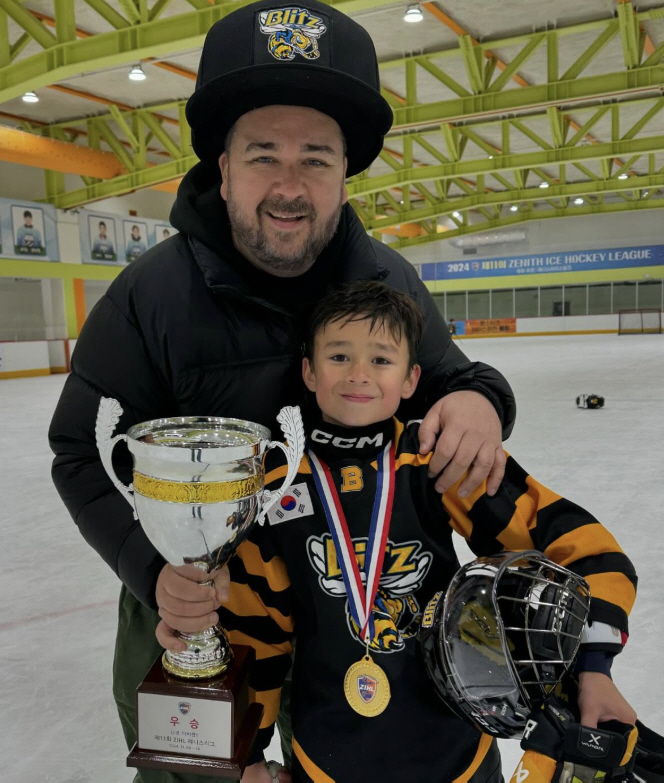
219,416,637,783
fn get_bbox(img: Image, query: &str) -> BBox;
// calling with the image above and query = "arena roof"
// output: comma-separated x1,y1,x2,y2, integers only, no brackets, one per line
0,0,662,246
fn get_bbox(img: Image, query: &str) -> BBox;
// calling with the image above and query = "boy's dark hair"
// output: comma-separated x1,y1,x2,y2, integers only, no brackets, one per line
305,281,424,367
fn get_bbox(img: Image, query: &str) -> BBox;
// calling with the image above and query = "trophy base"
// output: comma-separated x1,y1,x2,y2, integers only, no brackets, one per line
129,645,264,779
127,702,263,778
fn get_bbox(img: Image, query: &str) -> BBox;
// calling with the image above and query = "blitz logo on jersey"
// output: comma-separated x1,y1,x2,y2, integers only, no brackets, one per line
267,483,314,525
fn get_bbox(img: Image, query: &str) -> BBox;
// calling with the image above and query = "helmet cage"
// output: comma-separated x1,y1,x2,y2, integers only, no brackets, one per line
420,551,591,738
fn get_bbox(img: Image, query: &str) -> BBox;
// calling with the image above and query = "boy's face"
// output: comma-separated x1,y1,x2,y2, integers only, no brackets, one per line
303,316,420,428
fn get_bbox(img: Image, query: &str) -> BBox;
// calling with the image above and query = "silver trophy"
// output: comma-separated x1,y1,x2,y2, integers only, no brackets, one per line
96,398,305,680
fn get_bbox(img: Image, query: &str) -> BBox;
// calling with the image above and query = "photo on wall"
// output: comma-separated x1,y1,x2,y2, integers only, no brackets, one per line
155,223,176,244
11,205,46,256
123,220,148,263
89,215,118,262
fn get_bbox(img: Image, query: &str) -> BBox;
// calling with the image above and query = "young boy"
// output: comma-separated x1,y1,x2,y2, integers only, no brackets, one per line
216,282,637,783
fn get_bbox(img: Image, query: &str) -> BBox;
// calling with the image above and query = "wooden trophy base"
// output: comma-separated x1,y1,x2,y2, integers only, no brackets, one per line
127,645,264,779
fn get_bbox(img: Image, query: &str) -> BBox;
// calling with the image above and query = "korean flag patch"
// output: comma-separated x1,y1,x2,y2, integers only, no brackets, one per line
267,482,314,525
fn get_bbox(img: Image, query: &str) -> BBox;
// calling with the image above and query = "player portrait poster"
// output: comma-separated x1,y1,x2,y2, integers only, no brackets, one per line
154,223,176,244
0,199,58,261
11,205,46,256
88,215,118,262
124,220,148,263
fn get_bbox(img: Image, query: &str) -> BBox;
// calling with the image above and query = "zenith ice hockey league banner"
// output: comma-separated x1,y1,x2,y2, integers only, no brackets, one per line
79,207,177,265
422,244,664,281
0,197,59,261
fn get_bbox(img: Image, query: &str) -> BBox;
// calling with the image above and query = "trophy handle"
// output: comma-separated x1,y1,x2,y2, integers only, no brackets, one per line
257,405,305,526
95,396,136,517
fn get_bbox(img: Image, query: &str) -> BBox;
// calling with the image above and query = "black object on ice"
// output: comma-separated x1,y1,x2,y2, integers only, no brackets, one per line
576,394,605,409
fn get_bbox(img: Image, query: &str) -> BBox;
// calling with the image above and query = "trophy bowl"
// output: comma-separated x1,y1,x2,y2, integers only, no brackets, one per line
96,398,304,681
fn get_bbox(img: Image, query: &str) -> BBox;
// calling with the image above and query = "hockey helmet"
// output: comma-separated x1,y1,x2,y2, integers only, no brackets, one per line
419,551,591,739
576,394,605,409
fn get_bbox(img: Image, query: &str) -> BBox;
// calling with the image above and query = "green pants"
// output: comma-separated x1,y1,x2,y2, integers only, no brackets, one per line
113,586,293,782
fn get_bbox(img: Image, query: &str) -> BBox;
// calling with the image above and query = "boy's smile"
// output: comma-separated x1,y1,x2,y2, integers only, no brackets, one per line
303,316,420,428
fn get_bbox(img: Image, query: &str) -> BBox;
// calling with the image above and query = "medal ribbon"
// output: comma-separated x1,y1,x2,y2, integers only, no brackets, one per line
308,441,395,643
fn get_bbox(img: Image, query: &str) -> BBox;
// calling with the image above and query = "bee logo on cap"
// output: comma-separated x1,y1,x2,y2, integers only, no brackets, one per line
259,7,327,61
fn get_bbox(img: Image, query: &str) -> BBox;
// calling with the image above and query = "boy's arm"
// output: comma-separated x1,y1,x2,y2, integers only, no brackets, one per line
441,456,639,778
441,453,637,660
217,464,295,766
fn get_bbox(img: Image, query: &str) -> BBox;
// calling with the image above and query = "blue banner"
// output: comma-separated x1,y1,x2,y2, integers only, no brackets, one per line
422,244,664,281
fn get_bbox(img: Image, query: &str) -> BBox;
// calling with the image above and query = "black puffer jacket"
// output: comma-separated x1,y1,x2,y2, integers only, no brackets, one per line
49,163,516,608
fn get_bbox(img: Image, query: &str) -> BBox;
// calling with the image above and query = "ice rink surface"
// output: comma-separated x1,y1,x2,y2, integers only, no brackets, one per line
1,333,662,782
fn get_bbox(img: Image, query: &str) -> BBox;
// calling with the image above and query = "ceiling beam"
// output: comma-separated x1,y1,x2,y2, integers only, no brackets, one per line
348,133,664,197
0,0,398,104
364,173,664,232
393,197,664,249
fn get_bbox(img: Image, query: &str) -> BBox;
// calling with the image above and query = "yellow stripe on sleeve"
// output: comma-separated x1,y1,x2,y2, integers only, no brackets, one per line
543,524,625,567
265,455,311,485
442,481,486,540
394,451,432,470
509,751,558,783
226,629,292,661
226,581,294,633
584,572,637,616
497,477,562,549
237,539,291,592
249,687,283,728
392,417,405,450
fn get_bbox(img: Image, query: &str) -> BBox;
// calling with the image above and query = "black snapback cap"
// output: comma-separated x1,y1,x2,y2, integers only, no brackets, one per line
186,0,393,176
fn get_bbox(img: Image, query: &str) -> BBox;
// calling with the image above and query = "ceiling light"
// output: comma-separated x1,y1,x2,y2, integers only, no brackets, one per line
574,197,584,205
539,181,550,189
618,173,629,180
452,211,461,219
510,205,518,212
642,190,649,197
488,155,494,160
128,64,146,81
22,91,39,103
404,4,423,22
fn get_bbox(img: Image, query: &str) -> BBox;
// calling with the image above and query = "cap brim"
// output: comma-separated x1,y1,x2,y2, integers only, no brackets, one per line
186,64,393,177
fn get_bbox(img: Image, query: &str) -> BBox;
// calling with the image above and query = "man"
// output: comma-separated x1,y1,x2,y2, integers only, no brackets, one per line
92,220,116,259
15,209,43,250
126,223,147,261
49,1,517,780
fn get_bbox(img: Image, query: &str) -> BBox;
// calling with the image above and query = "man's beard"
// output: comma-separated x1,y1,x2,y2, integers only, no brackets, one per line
225,182,343,275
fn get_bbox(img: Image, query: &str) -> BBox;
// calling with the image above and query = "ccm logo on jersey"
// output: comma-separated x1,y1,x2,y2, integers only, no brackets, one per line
267,483,314,525
310,429,384,449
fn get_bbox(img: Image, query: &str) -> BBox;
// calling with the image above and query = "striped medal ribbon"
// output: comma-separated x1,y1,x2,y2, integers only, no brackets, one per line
308,441,395,717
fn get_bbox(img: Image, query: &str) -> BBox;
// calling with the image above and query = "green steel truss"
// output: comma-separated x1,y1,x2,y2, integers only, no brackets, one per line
0,0,663,242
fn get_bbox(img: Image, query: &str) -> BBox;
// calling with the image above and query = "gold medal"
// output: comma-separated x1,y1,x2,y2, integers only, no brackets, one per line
344,654,391,717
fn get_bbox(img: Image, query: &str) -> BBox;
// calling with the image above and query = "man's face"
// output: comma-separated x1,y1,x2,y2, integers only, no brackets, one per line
132,227,140,240
219,105,348,277
99,225,107,239
302,316,420,428
24,216,33,228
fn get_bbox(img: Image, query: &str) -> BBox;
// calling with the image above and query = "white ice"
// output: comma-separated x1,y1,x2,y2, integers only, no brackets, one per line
1,333,662,782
